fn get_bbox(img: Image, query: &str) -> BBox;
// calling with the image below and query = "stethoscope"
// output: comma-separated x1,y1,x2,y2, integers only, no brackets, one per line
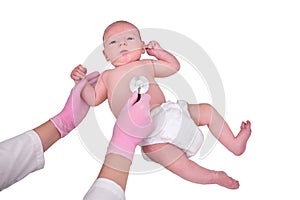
129,76,149,103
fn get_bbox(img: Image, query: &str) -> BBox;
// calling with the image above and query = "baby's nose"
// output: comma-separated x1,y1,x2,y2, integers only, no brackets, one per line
119,40,127,46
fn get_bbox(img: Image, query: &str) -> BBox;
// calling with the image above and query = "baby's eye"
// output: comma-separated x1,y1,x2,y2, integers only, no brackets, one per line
127,37,134,41
109,40,116,45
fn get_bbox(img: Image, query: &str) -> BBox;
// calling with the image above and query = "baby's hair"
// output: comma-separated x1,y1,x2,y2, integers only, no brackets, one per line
102,20,141,41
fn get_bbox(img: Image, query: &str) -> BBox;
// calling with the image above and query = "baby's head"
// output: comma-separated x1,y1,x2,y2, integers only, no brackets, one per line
103,21,145,67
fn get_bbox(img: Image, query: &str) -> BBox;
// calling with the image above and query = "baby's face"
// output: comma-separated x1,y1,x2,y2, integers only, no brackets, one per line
103,23,144,67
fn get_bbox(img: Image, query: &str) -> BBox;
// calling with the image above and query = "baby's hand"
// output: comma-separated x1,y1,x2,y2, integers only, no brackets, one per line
146,40,161,50
146,40,162,56
70,64,87,83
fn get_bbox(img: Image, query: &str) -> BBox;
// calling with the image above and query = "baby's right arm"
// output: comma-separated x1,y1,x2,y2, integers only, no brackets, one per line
70,65,107,106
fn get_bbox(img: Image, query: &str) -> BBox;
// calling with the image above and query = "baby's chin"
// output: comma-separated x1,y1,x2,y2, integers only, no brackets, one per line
112,54,141,66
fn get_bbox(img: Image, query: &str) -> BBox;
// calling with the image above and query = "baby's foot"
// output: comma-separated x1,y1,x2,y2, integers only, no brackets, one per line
215,171,239,189
234,120,252,156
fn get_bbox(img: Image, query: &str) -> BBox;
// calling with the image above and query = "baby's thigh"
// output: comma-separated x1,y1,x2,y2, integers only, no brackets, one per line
142,143,186,167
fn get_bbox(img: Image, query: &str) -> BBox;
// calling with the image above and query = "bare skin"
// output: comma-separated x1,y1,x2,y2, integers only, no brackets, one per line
34,120,60,152
143,104,251,189
71,20,252,189
188,103,252,156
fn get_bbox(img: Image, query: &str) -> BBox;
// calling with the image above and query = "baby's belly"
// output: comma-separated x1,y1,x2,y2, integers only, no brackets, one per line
109,87,165,117
149,94,165,111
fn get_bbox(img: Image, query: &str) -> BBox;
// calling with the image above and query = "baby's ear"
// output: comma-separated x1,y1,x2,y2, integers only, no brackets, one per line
141,41,146,54
102,50,109,61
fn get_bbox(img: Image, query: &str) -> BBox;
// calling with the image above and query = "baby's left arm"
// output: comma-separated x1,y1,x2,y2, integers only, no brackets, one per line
146,41,180,77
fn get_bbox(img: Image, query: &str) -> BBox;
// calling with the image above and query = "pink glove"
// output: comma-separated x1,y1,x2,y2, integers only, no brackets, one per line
107,92,154,161
50,71,100,137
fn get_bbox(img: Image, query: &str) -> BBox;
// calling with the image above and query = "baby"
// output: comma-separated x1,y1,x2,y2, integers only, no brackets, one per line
71,20,251,189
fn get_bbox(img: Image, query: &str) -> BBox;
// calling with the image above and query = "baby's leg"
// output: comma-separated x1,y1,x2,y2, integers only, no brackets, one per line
142,143,239,189
188,103,251,156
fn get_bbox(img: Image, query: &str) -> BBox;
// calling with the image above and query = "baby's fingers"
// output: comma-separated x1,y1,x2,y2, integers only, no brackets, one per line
71,71,84,80
77,64,87,73
71,65,86,79
146,40,161,49
76,70,86,79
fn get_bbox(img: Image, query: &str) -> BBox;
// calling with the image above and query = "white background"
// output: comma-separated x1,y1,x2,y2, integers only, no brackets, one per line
0,0,299,199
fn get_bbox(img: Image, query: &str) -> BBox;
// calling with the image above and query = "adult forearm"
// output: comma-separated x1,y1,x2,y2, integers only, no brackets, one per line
98,154,131,191
34,120,60,151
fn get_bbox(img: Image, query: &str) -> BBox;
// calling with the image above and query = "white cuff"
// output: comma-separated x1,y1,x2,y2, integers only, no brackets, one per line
0,130,45,190
83,178,125,200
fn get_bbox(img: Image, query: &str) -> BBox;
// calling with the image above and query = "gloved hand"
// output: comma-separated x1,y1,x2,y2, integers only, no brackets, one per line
107,92,154,161
50,71,100,137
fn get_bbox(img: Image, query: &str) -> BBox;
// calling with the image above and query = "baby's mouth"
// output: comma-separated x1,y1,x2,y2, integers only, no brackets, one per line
120,49,128,54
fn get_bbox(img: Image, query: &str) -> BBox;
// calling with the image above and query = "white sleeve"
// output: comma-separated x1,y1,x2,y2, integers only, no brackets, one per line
0,130,45,191
83,178,125,200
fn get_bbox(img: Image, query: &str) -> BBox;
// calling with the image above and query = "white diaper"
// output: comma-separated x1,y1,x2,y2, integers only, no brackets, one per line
140,100,204,160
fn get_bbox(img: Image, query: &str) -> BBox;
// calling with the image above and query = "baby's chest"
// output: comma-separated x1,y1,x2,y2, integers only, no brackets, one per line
106,67,153,91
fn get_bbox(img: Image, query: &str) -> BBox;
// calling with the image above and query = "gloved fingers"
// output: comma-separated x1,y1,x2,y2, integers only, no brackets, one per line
72,71,99,96
73,78,88,94
86,71,100,87
133,93,151,107
129,91,139,105
139,93,151,104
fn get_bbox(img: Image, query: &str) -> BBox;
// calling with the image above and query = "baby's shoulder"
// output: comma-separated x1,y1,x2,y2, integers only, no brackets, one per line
101,68,114,75
99,69,113,80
